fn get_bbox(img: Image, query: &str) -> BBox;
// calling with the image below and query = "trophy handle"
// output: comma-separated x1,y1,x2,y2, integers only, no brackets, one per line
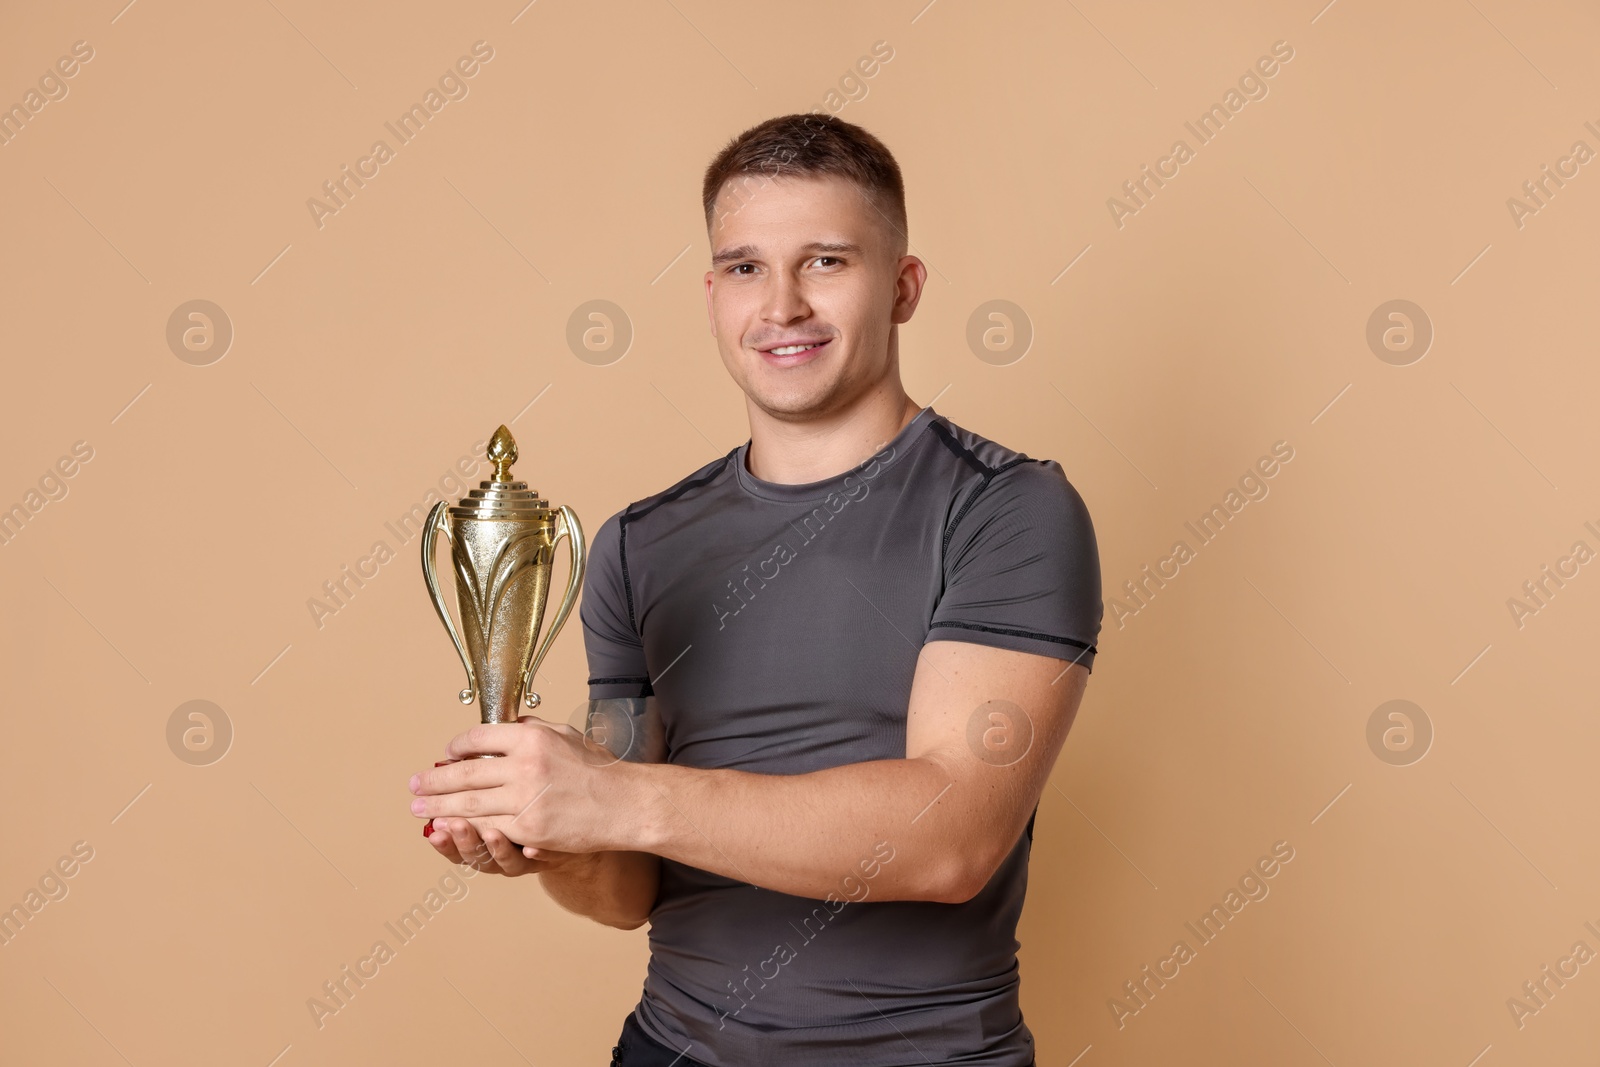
421,500,477,705
522,504,586,708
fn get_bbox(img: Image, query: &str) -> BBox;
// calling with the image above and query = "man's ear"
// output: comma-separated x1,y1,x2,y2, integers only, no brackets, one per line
891,255,928,325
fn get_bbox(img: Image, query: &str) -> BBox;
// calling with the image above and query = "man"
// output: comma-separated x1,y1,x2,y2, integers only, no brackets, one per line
410,113,1102,1066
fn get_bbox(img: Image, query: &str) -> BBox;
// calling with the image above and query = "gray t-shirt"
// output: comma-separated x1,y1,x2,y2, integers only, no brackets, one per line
581,405,1102,1066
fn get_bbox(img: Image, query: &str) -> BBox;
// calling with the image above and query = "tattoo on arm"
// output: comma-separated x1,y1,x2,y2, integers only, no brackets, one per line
585,697,666,763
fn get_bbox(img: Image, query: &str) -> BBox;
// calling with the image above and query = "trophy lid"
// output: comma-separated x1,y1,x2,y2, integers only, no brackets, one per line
448,425,553,520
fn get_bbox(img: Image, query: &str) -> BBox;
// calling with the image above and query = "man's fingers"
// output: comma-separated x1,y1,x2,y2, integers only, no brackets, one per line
482,828,535,875
448,818,497,872
464,820,504,872
428,824,465,864
483,829,588,875
523,845,587,869
446,721,541,760
411,757,504,797
411,786,508,821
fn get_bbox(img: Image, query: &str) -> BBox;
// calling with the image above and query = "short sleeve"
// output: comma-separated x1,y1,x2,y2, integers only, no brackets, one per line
580,509,651,698
925,460,1102,671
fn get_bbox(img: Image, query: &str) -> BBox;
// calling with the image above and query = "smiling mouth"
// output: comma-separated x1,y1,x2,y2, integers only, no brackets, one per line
759,339,831,364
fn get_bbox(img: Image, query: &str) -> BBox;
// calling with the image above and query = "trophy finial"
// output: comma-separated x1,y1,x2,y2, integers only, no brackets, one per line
488,425,517,482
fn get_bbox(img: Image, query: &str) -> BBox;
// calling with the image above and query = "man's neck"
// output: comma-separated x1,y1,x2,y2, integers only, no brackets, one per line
744,384,922,485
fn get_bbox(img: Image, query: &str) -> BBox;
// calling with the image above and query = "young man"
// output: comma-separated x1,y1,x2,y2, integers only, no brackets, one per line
411,114,1102,1067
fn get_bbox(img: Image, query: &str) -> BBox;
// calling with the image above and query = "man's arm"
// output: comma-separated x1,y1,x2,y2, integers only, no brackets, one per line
536,850,659,930
624,642,1088,903
417,641,1089,904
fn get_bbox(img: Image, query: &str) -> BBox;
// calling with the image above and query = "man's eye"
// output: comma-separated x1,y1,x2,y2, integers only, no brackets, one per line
815,257,841,267
730,264,756,275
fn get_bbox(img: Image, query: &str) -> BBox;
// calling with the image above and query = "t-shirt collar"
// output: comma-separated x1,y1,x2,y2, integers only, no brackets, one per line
734,405,937,503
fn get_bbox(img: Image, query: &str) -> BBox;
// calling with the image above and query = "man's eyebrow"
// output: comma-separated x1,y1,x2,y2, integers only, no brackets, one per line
710,241,863,266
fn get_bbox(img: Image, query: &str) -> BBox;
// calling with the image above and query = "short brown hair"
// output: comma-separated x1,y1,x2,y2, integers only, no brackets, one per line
701,113,907,252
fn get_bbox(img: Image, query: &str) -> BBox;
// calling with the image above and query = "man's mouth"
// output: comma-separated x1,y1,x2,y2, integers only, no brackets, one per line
759,339,831,365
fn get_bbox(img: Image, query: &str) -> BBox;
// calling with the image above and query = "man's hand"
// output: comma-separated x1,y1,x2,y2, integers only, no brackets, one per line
410,714,640,855
426,815,594,877
411,704,664,929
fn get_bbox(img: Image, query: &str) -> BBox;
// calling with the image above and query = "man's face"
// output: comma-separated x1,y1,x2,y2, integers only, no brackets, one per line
704,174,924,421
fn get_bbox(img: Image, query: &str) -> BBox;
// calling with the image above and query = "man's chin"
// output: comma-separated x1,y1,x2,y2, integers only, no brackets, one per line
747,383,849,422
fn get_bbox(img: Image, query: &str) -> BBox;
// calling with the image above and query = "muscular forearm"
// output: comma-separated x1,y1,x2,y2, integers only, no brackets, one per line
626,755,989,904
539,850,660,930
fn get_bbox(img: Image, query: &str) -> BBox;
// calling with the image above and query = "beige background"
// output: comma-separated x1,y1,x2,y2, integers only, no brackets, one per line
2,0,1598,1064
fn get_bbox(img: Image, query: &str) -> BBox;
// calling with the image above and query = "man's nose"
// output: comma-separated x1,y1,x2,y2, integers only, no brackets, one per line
762,270,811,324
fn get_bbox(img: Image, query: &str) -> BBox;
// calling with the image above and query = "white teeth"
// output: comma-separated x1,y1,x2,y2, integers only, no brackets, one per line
770,343,821,356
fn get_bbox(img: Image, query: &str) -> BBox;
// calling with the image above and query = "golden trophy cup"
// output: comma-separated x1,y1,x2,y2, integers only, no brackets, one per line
419,424,585,840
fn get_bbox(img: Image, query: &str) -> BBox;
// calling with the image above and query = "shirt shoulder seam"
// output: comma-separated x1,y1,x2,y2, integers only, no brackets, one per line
928,417,990,477
942,454,1038,559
